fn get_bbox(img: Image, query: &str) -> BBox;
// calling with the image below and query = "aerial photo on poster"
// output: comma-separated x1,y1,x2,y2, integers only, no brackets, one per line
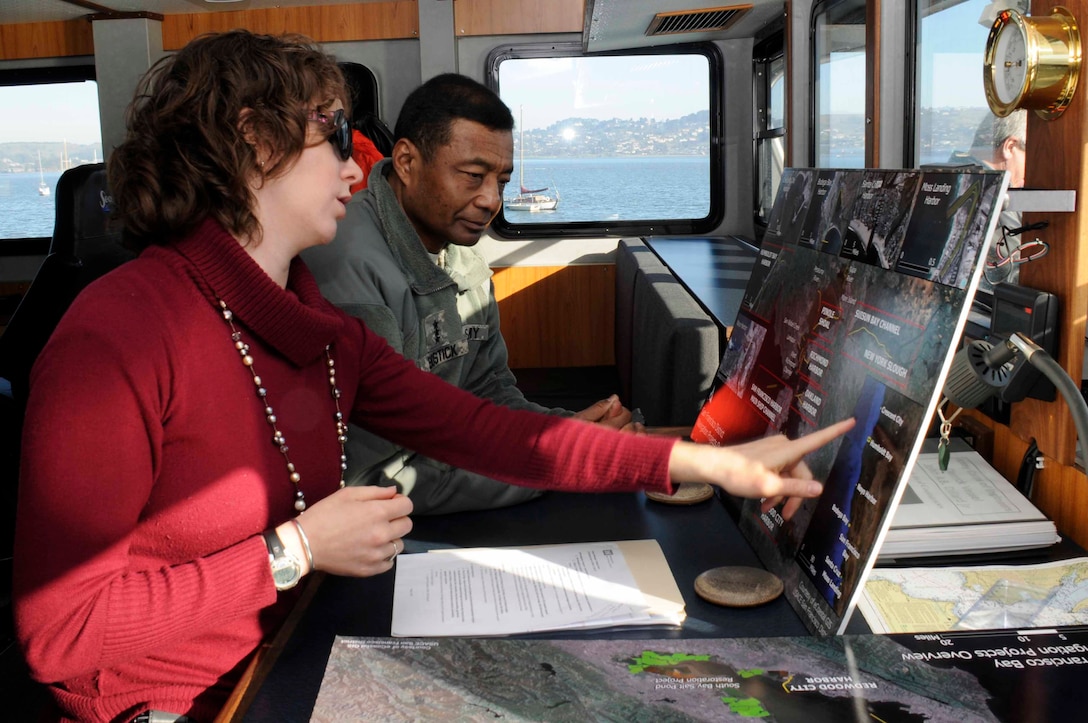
312,631,1088,722
691,167,1008,634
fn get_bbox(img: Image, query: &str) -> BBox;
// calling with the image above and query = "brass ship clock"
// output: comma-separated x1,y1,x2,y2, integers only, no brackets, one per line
984,6,1082,119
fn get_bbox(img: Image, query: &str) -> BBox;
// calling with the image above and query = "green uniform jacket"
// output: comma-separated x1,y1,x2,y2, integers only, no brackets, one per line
303,160,567,513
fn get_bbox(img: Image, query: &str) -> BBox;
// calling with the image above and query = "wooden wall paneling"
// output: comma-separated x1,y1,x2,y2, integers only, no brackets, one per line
1012,0,1088,468
965,404,1088,550
0,20,93,60
161,1,419,50
454,0,584,36
0,281,31,299
949,0,1088,551
985,417,1022,484
1055,462,1088,545
1030,453,1088,548
1062,463,1088,545
1010,131,1085,464
492,264,615,369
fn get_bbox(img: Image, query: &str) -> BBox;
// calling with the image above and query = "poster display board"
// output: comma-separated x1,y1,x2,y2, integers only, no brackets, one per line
313,627,1088,722
692,167,1009,635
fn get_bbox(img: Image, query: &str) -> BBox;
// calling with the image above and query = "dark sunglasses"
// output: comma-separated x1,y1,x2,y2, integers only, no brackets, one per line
308,109,353,161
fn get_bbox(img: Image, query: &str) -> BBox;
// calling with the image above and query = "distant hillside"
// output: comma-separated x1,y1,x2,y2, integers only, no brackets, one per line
816,107,993,159
1,107,988,168
519,111,711,158
0,142,103,173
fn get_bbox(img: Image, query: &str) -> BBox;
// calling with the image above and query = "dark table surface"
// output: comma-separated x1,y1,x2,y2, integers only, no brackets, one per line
641,235,758,330
241,489,826,721
237,481,1086,722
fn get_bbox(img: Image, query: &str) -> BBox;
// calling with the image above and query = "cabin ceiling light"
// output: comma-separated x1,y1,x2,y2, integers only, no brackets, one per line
645,4,752,37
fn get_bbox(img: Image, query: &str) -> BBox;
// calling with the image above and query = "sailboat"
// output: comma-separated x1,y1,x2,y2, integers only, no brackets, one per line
506,108,558,212
37,151,50,196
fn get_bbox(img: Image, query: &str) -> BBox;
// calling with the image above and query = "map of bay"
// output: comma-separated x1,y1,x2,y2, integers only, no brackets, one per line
312,635,998,722
860,557,1088,634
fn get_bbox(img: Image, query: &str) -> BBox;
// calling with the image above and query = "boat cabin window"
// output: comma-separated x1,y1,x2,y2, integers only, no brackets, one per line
912,0,1029,167
914,0,1031,319
811,0,867,168
0,65,101,249
487,42,723,238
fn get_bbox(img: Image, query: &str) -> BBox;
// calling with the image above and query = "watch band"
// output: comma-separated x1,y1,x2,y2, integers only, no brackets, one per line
262,528,301,591
263,529,286,559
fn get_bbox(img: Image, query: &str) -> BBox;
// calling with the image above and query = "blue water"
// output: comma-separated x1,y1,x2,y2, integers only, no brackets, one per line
1,157,713,240
506,156,710,223
0,171,65,239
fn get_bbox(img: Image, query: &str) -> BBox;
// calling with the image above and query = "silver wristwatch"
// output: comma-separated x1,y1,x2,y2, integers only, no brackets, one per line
263,529,301,591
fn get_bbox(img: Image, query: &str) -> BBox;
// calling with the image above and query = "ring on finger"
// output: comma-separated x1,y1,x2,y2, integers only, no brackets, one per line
385,539,399,563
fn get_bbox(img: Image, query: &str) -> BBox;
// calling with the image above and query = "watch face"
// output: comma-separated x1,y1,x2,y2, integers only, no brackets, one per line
994,23,1028,105
272,557,301,589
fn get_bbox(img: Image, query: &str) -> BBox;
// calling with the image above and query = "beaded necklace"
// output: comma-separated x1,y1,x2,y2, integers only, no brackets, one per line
218,299,347,511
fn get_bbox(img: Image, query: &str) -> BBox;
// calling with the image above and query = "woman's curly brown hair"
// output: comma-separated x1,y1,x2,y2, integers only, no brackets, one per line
107,30,347,250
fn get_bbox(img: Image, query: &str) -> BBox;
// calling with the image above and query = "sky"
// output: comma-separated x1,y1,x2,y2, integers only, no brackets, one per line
498,54,710,131
0,81,102,145
0,0,1014,143
819,0,1011,114
0,56,709,144
499,0,1006,127
917,0,1004,110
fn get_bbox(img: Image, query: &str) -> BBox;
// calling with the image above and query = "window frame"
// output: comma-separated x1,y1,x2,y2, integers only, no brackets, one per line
908,0,1029,169
753,21,786,238
0,63,98,255
903,0,920,166
485,41,724,239
809,0,868,169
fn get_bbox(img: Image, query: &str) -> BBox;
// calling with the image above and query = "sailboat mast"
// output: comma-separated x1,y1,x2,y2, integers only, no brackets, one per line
519,105,525,191
37,149,51,196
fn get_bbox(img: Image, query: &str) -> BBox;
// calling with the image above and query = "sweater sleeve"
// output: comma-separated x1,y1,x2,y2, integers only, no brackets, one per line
347,318,677,494
13,295,277,683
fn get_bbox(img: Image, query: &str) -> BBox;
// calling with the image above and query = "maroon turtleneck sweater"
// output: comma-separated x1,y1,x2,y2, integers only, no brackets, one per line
14,219,676,722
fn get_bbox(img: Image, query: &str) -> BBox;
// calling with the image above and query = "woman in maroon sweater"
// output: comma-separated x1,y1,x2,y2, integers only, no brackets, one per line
13,31,852,723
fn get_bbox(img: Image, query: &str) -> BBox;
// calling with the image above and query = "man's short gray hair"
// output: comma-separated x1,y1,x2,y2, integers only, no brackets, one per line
970,109,1027,157
992,109,1027,149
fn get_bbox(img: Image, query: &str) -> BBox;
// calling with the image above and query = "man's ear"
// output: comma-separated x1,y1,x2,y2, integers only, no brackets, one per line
999,135,1021,161
389,138,419,186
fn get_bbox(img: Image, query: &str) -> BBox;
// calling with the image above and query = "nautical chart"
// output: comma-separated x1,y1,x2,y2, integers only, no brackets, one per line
860,557,1088,634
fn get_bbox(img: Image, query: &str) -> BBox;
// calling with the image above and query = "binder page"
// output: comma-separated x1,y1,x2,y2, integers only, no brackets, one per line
893,449,1045,528
391,542,673,636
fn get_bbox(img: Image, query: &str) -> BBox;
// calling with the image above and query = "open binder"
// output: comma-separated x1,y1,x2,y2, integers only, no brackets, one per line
390,539,685,637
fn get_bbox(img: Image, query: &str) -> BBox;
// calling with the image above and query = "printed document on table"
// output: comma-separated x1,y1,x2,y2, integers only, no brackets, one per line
391,540,685,637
